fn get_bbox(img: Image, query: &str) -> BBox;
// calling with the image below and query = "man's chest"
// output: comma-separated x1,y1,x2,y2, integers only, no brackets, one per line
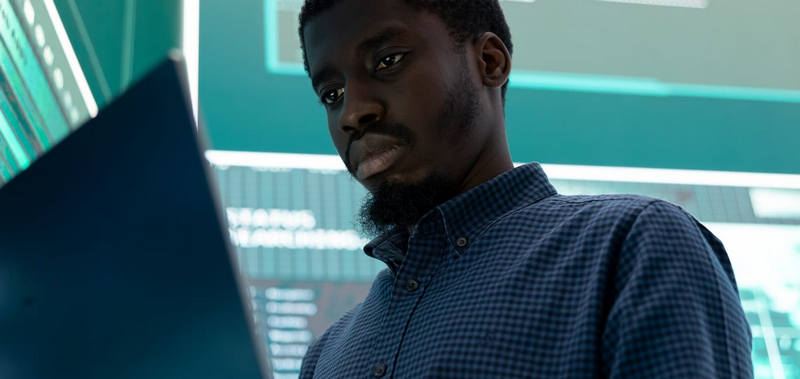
313,243,612,378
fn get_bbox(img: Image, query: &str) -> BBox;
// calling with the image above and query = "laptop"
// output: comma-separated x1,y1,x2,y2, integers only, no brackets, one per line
0,53,269,378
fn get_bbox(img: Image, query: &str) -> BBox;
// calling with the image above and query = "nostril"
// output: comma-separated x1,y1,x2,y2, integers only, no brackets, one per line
359,113,379,125
341,124,357,134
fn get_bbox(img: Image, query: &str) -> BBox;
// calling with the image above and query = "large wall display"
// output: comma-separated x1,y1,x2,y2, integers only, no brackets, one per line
200,0,800,174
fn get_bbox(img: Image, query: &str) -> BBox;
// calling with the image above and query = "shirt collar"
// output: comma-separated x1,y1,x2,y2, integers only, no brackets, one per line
364,163,557,270
364,226,409,272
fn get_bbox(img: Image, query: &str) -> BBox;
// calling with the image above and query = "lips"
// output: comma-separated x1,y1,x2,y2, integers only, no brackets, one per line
356,145,404,180
349,134,408,181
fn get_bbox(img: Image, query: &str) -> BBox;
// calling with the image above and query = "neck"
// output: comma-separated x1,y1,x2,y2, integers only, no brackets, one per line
457,122,514,195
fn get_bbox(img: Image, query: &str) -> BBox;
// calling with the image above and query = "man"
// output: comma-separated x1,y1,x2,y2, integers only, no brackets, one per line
297,0,753,377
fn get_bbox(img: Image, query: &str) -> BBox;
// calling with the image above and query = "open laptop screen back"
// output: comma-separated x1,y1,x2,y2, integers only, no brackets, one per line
0,57,266,379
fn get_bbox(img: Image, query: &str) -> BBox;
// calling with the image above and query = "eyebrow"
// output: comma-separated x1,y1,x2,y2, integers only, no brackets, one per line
357,26,407,55
311,26,409,91
311,66,338,92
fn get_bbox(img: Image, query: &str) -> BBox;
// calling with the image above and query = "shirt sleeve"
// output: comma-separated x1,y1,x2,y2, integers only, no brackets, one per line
602,200,753,378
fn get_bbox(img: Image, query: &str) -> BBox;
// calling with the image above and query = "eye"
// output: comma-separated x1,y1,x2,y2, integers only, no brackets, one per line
320,87,344,105
375,52,406,71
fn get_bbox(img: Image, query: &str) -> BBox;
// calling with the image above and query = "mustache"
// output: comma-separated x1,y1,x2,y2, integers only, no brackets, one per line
344,122,414,173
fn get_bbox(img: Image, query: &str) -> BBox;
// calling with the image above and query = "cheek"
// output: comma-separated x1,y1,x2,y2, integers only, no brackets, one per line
405,74,446,111
389,74,450,135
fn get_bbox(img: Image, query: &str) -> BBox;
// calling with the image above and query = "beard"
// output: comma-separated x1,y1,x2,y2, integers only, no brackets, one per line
357,173,452,236
357,57,480,237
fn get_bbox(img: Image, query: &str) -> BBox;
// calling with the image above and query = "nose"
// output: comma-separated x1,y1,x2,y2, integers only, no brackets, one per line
338,82,384,137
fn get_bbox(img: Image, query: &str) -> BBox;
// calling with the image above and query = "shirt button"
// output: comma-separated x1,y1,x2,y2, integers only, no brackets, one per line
455,236,468,247
405,279,420,292
373,363,387,377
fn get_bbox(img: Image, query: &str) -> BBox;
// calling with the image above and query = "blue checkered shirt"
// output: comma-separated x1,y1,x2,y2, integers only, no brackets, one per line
300,163,753,378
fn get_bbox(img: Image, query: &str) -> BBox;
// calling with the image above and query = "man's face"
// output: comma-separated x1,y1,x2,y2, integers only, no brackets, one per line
303,0,487,195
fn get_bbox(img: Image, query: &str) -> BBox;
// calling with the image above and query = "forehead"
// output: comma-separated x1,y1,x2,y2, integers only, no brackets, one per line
303,0,450,74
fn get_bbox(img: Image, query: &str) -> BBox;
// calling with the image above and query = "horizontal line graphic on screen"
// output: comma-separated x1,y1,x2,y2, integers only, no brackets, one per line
598,0,708,8
205,150,800,189
507,72,800,103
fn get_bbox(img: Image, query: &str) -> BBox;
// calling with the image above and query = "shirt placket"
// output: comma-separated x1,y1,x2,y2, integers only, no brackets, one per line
368,214,448,378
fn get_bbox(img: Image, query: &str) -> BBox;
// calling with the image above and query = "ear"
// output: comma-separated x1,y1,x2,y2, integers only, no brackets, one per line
473,32,511,89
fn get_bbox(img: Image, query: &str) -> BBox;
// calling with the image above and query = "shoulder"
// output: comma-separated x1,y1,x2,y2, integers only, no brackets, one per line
542,193,668,218
517,192,666,222
597,201,752,377
619,198,714,257
485,193,734,287
490,192,669,239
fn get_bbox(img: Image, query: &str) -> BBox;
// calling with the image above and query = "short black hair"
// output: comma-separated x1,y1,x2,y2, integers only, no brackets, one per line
298,0,513,99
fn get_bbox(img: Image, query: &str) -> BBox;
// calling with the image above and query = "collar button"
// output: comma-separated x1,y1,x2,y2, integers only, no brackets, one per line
455,236,469,248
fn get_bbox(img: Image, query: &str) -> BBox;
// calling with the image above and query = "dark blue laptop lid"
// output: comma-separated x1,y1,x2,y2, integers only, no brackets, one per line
0,53,267,379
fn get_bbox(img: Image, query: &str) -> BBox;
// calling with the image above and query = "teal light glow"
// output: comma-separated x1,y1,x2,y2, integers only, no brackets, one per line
0,105,30,169
264,0,306,76
509,71,800,103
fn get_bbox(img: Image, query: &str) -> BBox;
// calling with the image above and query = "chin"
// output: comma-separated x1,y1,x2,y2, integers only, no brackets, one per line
360,166,439,194
386,167,433,185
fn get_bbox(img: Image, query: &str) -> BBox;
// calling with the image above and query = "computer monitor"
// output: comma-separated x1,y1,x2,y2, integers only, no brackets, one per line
0,0,97,185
